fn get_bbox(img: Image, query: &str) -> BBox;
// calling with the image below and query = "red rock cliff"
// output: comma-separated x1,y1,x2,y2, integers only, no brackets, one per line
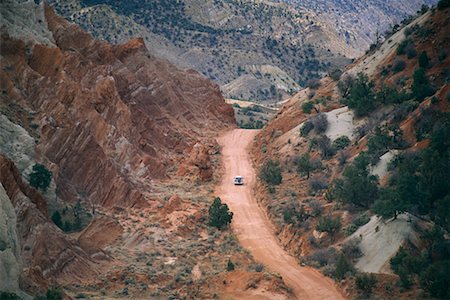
0,4,234,208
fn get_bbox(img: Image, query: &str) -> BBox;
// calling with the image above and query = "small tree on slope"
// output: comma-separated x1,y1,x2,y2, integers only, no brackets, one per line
208,197,233,230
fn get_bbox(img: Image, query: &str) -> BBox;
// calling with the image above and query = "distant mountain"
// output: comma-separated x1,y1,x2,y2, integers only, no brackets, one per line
47,0,437,102
279,0,438,54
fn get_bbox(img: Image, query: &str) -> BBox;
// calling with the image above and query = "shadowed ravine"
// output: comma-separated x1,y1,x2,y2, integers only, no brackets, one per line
216,129,345,299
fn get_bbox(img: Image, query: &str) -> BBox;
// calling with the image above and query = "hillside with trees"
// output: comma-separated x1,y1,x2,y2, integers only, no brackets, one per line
47,0,435,102
252,2,450,298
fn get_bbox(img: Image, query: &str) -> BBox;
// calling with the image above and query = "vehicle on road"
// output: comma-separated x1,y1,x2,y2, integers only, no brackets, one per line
234,176,244,185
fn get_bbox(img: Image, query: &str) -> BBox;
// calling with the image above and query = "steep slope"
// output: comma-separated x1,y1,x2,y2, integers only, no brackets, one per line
282,0,438,55
251,4,449,299
47,0,352,102
47,0,436,102
1,1,234,208
0,2,298,298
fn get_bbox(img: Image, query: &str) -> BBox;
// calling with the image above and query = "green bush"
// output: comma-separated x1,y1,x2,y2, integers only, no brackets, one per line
259,160,282,185
311,113,328,133
344,73,376,117
332,136,350,150
208,197,233,230
355,273,377,296
0,292,22,300
311,135,335,159
333,153,379,208
420,261,450,298
294,153,317,179
392,58,406,73
51,211,63,229
316,215,341,234
353,213,370,227
300,120,314,137
329,68,343,81
227,259,235,271
335,253,353,280
418,51,429,68
412,68,435,100
397,39,412,55
301,101,314,114
437,0,450,10
46,287,63,300
28,164,52,192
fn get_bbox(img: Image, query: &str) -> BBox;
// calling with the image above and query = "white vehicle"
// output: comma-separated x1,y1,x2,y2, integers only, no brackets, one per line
233,176,244,185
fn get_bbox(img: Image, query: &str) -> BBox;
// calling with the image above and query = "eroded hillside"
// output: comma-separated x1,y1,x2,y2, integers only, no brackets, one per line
0,1,294,298
47,0,348,102
46,0,437,103
252,4,449,299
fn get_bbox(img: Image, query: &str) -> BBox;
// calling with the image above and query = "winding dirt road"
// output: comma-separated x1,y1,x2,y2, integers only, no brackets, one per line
216,129,345,300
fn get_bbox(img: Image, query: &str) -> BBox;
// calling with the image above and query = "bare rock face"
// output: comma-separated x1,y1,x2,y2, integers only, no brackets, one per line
0,3,234,209
0,1,235,294
0,155,98,295
177,142,214,181
0,184,22,295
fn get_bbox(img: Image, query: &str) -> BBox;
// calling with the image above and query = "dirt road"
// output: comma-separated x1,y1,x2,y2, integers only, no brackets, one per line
216,129,345,300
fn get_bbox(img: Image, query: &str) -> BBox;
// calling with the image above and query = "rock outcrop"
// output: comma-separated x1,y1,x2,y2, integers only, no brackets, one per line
0,155,98,295
0,1,234,208
0,0,235,294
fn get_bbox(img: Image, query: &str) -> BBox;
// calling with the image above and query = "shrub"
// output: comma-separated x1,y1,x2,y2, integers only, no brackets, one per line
302,101,314,114
307,78,321,90
353,213,370,227
253,263,264,272
337,75,354,98
405,43,417,59
309,200,324,217
437,0,450,10
259,160,282,185
345,224,358,236
338,150,350,166
208,197,233,229
311,113,328,133
295,153,318,179
438,49,448,61
344,73,376,117
355,273,377,296
227,259,235,271
420,261,450,298
51,211,63,229
332,136,350,150
418,51,429,69
333,153,379,208
329,68,343,81
283,204,308,226
28,163,52,192
300,120,314,137
397,39,410,55
0,292,22,300
46,287,63,300
393,101,419,122
309,176,328,193
335,253,353,280
307,247,338,267
392,58,406,73
342,238,362,259
412,68,435,100
376,84,410,105
313,135,335,158
316,215,341,235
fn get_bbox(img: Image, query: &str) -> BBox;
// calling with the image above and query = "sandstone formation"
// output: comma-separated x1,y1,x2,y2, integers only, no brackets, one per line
0,0,235,295
0,155,98,295
0,2,234,208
